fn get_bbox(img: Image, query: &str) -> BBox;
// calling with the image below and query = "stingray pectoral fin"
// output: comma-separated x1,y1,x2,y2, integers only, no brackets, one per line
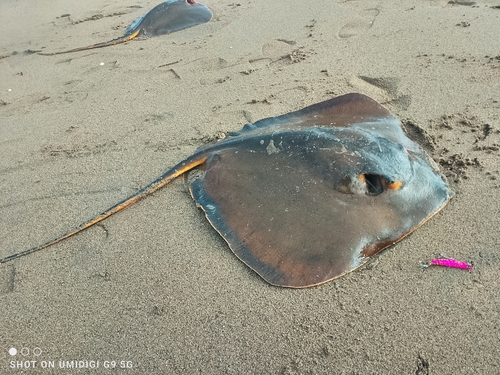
38,29,141,56
190,147,381,288
0,153,208,264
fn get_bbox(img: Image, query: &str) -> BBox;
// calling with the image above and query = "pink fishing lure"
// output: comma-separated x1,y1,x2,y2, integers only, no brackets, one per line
429,258,473,270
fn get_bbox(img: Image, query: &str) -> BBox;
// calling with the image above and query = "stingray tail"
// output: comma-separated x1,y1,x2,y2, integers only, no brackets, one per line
38,29,141,56
0,154,208,264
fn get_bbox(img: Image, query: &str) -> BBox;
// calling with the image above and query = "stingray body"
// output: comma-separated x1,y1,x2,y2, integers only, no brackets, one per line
40,0,212,55
1,94,453,288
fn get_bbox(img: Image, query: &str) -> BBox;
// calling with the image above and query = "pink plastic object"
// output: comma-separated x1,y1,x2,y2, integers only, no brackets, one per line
430,258,473,271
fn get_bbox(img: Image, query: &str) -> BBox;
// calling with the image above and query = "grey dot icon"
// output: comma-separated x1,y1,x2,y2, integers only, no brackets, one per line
33,348,42,356
20,347,30,356
9,348,17,356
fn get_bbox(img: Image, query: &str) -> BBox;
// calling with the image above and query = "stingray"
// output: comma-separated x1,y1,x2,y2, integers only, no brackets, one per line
39,0,212,55
0,94,453,288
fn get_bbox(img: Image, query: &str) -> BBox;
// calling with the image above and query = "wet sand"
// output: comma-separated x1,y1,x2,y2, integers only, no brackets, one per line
1,0,499,373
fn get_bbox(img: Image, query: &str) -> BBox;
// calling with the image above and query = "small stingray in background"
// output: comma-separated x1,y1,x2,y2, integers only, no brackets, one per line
0,94,453,288
39,0,212,55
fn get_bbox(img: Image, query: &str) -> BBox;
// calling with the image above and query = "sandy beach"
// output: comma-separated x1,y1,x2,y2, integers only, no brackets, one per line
1,0,499,373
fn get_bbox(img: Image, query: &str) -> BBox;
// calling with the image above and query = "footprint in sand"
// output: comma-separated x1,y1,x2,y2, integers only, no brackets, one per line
198,57,228,71
338,8,380,39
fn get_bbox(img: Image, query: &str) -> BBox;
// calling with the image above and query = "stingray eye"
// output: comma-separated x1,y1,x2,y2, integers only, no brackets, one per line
360,173,384,195
360,174,403,195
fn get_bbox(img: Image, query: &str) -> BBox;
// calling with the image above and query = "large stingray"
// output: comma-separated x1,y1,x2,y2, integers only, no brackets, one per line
40,0,212,55
1,94,453,288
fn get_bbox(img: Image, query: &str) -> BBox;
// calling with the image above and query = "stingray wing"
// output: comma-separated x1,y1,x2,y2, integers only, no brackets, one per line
212,93,420,155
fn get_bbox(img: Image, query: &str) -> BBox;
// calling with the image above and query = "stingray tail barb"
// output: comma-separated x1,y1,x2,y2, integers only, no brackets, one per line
38,29,141,56
0,154,208,264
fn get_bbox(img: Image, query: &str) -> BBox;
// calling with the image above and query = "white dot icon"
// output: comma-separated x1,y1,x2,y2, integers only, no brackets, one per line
9,348,17,356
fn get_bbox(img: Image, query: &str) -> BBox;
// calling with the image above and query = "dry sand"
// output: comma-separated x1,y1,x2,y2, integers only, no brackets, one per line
1,0,500,373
